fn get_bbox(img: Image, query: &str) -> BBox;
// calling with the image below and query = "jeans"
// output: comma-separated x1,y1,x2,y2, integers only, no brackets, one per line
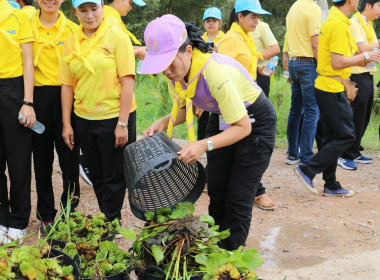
287,60,319,163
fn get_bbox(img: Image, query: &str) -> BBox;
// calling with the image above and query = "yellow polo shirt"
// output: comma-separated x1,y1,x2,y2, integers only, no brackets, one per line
252,21,278,67
32,10,78,86
58,18,135,120
21,5,36,18
217,30,257,80
315,7,353,93
0,8,34,78
202,30,225,43
349,16,378,74
103,4,137,113
286,0,321,58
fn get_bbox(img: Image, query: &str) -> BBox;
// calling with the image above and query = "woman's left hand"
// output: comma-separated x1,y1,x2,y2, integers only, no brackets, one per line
177,140,206,164
258,65,274,77
115,125,128,148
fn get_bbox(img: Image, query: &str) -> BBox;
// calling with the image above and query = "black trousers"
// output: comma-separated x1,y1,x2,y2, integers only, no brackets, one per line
341,73,374,159
0,76,32,229
33,86,80,222
207,93,277,250
75,115,126,221
301,88,355,190
256,72,271,97
197,111,209,141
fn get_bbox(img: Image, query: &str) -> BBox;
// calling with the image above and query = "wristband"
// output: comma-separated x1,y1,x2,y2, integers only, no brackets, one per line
22,101,34,107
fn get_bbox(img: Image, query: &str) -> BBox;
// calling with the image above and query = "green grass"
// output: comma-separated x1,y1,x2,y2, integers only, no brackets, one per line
134,71,380,151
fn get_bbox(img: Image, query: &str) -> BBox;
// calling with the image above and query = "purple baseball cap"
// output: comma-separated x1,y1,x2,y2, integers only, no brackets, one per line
140,14,187,74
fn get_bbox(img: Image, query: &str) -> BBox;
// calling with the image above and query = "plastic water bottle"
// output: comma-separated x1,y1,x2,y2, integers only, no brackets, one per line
263,56,279,76
136,59,142,74
18,114,45,134
283,71,290,79
366,48,378,72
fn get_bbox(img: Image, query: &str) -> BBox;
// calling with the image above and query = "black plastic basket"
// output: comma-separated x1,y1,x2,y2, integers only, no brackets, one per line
124,132,206,220
50,248,81,280
135,266,203,280
81,267,131,280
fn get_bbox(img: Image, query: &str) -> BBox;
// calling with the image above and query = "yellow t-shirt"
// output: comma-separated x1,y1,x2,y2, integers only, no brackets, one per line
32,10,78,86
349,16,378,74
217,29,258,80
201,30,225,43
21,5,36,18
252,21,278,67
103,4,137,112
286,0,321,58
168,54,261,124
315,7,353,93
283,32,289,53
58,18,135,120
0,8,34,78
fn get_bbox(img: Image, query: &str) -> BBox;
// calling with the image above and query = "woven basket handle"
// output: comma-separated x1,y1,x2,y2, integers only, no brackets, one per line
153,159,173,172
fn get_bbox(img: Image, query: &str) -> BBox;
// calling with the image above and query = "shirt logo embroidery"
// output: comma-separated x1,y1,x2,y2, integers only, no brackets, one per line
57,41,64,45
7,30,16,34
103,48,111,56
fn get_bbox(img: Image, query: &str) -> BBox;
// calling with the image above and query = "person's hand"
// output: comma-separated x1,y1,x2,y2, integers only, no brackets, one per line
258,65,274,77
367,49,380,63
194,107,204,119
144,119,167,137
177,140,206,164
287,77,291,83
62,124,74,150
134,46,147,60
18,105,36,128
115,125,128,147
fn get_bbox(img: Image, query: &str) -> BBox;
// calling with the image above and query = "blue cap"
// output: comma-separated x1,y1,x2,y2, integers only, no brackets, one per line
8,1,21,9
235,0,271,15
132,0,146,6
332,0,344,2
203,7,222,20
72,0,101,8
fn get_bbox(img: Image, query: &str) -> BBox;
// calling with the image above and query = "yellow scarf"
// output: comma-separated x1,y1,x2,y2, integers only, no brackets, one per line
229,22,262,80
104,5,141,45
63,18,111,74
0,0,20,50
167,49,213,143
31,10,66,67
328,7,358,54
353,12,375,43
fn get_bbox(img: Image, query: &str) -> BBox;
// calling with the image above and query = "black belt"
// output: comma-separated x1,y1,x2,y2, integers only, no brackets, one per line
289,57,316,62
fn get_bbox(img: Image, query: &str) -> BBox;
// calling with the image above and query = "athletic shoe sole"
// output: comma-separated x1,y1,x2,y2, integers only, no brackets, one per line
353,159,372,164
294,168,318,194
285,159,299,165
337,160,357,170
79,164,93,186
323,190,355,198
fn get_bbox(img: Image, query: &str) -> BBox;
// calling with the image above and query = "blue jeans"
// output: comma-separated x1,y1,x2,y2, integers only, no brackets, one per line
287,60,319,163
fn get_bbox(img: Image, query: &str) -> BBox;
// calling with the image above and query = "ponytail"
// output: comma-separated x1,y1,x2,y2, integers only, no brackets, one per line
178,22,212,53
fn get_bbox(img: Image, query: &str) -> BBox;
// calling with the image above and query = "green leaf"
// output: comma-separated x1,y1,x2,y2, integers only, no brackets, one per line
168,208,187,220
217,229,230,240
156,207,172,216
175,202,194,215
242,248,265,269
118,228,136,241
151,245,164,265
199,215,215,226
144,211,155,221
194,254,208,266
156,215,169,224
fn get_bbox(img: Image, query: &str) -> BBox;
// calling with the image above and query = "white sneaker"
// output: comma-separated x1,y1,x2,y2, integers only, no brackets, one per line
0,225,7,245
4,228,27,245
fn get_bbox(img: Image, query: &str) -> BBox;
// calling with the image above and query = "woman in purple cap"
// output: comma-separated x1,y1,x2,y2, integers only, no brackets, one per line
218,0,278,211
141,14,277,250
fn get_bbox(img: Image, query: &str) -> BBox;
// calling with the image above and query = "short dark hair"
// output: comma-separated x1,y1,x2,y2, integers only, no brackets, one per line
333,0,347,7
358,0,380,12
22,0,33,5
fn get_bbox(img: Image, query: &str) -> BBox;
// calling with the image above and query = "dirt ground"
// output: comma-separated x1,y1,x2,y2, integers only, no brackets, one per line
20,137,380,280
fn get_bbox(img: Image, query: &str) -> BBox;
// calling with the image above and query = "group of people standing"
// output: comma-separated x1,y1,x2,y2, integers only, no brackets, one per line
0,0,379,252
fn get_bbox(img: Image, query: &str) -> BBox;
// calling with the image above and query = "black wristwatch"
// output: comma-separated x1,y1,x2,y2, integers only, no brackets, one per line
22,101,34,107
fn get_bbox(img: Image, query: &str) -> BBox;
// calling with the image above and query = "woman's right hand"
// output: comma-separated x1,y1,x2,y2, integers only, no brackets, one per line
367,49,380,63
144,119,167,137
62,124,74,150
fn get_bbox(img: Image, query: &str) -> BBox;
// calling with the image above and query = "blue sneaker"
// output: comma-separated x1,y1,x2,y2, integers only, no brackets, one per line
323,187,354,198
354,155,372,164
337,157,357,170
294,167,318,194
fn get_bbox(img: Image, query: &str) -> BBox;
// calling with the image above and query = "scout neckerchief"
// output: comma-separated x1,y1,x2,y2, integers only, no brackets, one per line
0,0,20,50
167,48,213,143
353,12,375,43
229,22,262,80
63,18,111,74
104,5,141,45
328,6,358,54
31,10,66,67
202,30,225,42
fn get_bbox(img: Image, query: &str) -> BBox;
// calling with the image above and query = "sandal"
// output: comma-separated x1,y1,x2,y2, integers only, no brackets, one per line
254,194,279,210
